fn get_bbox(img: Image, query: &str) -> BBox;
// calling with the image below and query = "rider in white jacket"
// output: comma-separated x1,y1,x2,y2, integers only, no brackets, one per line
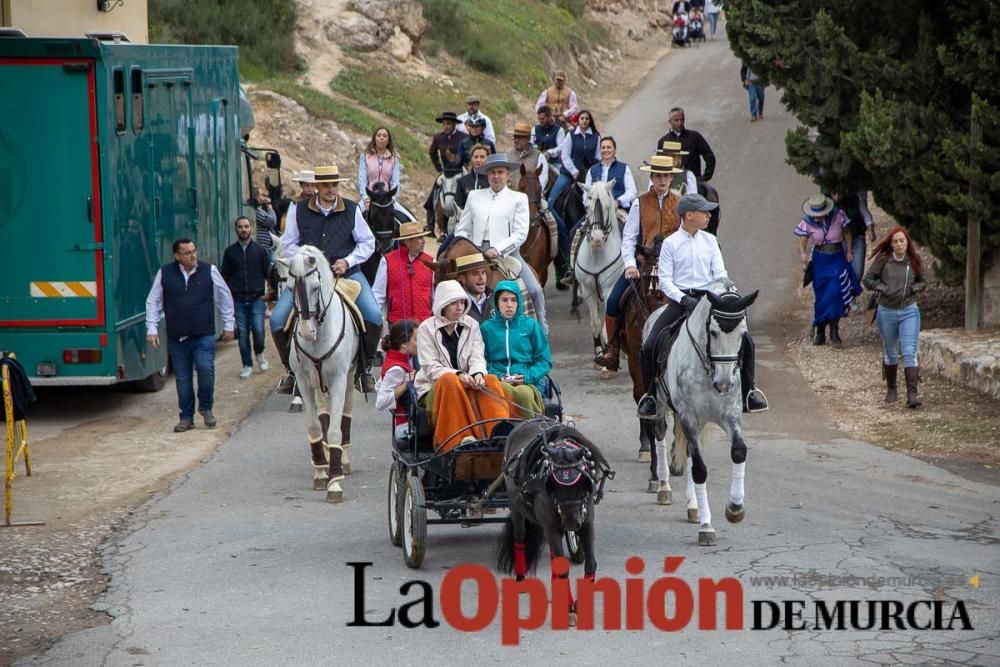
455,154,548,333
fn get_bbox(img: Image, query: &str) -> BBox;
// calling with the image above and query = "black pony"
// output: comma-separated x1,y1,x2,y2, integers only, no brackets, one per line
360,182,408,286
496,421,614,618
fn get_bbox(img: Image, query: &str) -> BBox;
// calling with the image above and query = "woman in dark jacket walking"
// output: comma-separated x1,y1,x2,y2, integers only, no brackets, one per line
862,226,927,407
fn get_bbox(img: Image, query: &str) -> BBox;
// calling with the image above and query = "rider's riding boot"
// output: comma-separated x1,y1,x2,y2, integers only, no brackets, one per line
595,315,620,371
813,321,827,346
637,393,657,419
355,327,380,393
745,388,769,413
553,255,570,291
271,329,296,394
883,363,899,403
829,318,843,347
558,255,575,288
904,366,922,409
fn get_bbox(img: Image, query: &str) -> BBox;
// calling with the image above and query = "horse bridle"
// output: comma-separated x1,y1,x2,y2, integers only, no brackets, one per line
575,197,620,303
685,297,746,377
533,440,615,518
288,264,347,394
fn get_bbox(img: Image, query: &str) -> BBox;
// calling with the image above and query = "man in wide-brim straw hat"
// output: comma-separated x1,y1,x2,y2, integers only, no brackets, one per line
271,164,384,390
505,122,550,192
594,154,685,374
455,153,548,331
654,141,698,195
449,252,494,323
372,221,435,326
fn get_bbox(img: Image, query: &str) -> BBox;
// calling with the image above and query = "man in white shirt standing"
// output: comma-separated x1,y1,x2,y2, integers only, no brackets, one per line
636,194,768,417
455,153,547,333
146,238,235,432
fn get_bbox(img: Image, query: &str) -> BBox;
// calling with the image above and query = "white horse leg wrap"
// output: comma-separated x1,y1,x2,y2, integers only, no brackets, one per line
685,457,696,501
730,461,746,506
655,439,668,481
695,482,711,526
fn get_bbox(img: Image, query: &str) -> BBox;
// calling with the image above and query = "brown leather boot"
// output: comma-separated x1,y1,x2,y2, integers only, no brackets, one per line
904,367,922,408
883,364,898,403
594,315,620,371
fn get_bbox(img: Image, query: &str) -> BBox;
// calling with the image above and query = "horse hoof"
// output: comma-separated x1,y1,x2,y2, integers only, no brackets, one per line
687,499,698,523
326,479,344,503
638,450,651,463
568,611,577,627
646,480,659,493
657,483,672,506
668,461,685,477
288,403,303,414
725,502,746,524
599,368,616,380
698,525,717,546
343,462,352,475
313,476,327,491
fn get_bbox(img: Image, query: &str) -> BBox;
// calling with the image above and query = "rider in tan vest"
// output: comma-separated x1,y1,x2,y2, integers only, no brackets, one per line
535,71,579,125
595,155,683,372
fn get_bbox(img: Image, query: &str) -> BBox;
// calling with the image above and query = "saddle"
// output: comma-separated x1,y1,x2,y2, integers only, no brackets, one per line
279,277,365,335
334,278,365,334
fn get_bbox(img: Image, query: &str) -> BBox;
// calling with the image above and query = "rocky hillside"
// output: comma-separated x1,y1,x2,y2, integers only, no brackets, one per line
247,0,670,212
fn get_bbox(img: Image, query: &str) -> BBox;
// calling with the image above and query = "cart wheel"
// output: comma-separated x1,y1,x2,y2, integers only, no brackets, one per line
403,475,427,568
565,530,585,565
388,464,403,547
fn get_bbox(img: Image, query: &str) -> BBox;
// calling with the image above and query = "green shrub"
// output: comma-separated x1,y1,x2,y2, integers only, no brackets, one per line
556,0,586,18
149,0,301,79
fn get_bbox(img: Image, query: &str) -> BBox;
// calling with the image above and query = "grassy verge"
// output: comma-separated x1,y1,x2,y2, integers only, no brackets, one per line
260,79,431,171
417,0,606,95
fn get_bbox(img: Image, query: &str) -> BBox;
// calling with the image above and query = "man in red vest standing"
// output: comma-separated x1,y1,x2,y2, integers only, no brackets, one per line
373,221,435,326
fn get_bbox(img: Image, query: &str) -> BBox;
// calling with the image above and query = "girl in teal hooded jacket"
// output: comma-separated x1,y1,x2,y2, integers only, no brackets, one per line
480,280,552,417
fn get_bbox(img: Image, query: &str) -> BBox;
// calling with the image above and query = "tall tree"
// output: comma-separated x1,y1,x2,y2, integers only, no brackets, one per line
728,0,1000,282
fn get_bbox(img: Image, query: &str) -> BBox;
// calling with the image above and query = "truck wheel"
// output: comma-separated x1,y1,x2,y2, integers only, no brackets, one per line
132,363,169,393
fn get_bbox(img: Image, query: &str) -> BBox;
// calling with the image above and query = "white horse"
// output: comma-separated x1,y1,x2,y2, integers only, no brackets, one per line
270,233,304,414
435,171,463,235
278,246,360,503
643,281,759,545
573,180,624,363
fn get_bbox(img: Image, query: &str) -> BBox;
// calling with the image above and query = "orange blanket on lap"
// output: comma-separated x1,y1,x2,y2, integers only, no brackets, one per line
429,373,511,454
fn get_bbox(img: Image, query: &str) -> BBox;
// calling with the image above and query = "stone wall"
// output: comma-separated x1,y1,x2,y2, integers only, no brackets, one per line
920,329,1000,400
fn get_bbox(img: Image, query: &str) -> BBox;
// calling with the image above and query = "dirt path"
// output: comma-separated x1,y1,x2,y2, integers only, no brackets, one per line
0,341,278,664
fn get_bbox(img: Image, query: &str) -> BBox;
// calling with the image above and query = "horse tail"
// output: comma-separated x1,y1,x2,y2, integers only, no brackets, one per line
495,519,545,576
670,414,689,477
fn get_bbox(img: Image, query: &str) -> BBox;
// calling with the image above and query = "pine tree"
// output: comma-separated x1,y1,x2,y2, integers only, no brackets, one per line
728,0,1000,281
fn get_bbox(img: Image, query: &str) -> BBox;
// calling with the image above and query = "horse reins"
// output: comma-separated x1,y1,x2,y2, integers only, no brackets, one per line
576,197,621,303
289,267,348,394
683,302,746,378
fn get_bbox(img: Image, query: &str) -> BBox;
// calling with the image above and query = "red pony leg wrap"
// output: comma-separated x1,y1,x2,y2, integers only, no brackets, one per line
514,542,527,578
551,556,575,607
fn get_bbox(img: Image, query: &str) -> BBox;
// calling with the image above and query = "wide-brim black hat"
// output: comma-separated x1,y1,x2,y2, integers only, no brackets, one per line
436,111,460,123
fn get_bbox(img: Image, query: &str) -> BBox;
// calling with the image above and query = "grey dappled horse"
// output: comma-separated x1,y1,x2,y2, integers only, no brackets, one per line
278,246,359,502
643,280,759,545
573,180,624,361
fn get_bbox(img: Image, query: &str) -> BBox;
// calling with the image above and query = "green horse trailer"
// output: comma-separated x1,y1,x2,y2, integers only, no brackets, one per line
0,36,256,390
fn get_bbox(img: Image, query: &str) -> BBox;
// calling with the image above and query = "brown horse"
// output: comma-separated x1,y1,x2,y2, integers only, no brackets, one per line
518,164,552,287
618,254,669,497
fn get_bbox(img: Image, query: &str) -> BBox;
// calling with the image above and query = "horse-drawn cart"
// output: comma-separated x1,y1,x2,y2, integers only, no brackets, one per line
386,377,576,568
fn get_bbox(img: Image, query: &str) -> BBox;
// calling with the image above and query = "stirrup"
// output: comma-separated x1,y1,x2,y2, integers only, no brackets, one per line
637,394,658,420
745,388,769,413
355,369,376,394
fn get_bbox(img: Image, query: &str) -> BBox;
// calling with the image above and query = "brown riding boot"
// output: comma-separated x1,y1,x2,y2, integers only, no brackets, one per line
271,329,295,394
883,363,898,403
595,315,620,371
904,366,922,408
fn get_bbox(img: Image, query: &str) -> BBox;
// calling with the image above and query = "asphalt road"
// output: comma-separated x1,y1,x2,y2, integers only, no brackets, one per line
25,33,1000,667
